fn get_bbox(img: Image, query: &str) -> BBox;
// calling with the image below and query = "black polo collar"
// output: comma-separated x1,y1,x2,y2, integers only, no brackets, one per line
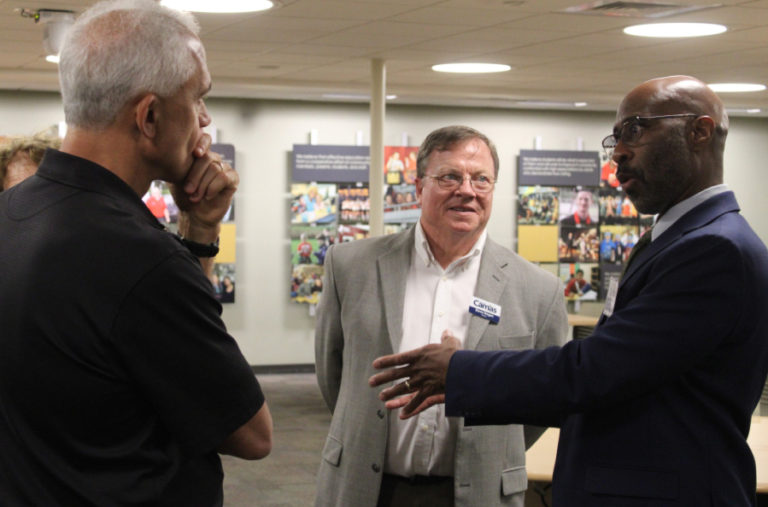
36,148,164,230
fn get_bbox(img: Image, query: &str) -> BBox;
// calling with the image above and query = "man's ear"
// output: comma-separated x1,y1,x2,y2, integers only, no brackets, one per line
135,93,159,139
415,177,424,201
690,115,715,148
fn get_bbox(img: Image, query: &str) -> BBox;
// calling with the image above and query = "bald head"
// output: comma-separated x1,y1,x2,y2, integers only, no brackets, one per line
612,76,728,215
619,75,728,142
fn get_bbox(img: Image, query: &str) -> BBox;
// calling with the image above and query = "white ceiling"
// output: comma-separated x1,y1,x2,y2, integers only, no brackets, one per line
3,0,768,115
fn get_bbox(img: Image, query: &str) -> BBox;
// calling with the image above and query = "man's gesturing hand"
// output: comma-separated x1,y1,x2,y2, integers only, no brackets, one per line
368,331,460,419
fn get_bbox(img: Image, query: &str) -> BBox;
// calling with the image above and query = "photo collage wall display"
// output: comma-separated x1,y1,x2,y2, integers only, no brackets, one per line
560,262,598,302
383,145,420,234
338,185,370,225
516,150,649,301
290,144,421,305
142,143,237,303
597,158,655,296
558,186,600,264
290,183,338,305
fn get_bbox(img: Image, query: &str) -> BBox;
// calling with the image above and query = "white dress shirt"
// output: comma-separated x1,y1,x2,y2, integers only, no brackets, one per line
651,184,729,241
384,222,487,478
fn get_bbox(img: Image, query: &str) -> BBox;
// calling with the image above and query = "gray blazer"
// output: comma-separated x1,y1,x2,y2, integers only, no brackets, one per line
314,227,568,507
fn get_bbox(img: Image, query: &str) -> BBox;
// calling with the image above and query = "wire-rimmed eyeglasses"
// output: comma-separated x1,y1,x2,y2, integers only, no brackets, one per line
601,113,698,155
425,173,496,193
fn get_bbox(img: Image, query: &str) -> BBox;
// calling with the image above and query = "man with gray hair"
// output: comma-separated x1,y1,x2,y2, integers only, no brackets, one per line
315,125,568,506
0,1,271,505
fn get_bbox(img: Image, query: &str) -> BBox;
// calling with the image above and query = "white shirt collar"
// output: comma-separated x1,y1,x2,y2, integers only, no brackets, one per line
414,221,486,272
651,184,728,241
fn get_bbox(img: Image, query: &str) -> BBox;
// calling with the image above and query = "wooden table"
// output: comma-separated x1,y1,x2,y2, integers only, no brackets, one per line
567,314,599,328
567,314,599,340
749,416,768,492
526,416,768,492
525,427,559,482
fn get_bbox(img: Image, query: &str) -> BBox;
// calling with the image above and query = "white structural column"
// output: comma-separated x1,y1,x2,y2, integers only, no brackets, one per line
369,59,386,237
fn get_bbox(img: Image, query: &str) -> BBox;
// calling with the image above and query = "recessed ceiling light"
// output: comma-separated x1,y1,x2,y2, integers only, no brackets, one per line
160,0,274,13
623,23,726,38
709,83,766,93
45,54,60,64
517,100,585,108
322,93,366,100
432,63,511,74
726,107,763,115
321,93,398,101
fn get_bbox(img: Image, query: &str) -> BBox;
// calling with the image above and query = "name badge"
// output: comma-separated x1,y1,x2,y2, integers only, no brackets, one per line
469,297,501,324
602,277,619,318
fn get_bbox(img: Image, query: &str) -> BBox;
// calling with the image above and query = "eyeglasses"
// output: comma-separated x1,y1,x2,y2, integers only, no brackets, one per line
425,173,496,193
601,113,698,154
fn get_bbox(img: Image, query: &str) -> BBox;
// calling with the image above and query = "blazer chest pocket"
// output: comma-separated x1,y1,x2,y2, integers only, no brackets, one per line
322,435,343,467
585,465,679,499
501,465,528,496
498,333,534,350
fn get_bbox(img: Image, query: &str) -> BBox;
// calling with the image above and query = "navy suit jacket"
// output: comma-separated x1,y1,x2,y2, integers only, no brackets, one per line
446,191,768,505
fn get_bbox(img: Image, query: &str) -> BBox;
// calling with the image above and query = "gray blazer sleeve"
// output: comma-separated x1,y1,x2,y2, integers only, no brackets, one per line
314,245,344,413
523,273,569,447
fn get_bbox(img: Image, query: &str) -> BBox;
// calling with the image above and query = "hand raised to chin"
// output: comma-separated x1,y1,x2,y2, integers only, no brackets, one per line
170,133,238,241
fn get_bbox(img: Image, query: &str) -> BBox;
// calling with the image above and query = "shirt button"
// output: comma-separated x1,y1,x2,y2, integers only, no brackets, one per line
377,409,385,419
421,424,429,431
372,464,381,473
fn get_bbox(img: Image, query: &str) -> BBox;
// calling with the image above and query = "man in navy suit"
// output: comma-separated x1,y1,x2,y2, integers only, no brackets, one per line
370,75,768,505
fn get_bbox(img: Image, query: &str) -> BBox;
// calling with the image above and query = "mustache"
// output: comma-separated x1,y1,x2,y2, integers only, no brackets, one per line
616,164,642,181
448,202,477,210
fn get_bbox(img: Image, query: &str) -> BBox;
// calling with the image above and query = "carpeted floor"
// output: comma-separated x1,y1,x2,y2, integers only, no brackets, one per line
218,373,554,507
220,373,768,507
222,373,330,507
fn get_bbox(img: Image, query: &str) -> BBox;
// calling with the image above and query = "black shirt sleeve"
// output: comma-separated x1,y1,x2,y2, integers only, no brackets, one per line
111,251,264,456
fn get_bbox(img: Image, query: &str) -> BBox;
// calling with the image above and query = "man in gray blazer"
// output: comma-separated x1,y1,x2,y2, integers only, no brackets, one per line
315,125,568,506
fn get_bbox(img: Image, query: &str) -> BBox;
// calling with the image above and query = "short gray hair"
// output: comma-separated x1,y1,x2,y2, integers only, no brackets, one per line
416,125,500,179
59,0,201,129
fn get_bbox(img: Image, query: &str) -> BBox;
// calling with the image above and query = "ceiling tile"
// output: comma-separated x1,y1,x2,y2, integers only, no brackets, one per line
0,0,767,112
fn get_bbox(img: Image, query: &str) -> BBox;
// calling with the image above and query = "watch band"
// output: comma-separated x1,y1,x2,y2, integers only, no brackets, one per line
177,235,220,258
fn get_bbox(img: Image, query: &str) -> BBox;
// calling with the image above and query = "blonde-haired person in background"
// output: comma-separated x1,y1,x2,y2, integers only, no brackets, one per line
0,132,61,190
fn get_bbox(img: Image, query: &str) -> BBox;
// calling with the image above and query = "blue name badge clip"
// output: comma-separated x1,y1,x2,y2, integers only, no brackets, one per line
469,297,501,324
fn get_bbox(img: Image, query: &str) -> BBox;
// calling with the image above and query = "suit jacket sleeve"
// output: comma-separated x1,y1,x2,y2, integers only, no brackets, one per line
447,232,745,426
315,244,344,413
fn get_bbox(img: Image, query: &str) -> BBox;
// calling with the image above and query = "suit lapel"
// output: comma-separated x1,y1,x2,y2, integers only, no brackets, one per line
465,239,509,351
377,228,414,353
620,191,739,286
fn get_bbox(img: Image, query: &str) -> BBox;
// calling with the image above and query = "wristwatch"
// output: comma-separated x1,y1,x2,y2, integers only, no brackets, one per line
177,235,220,257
